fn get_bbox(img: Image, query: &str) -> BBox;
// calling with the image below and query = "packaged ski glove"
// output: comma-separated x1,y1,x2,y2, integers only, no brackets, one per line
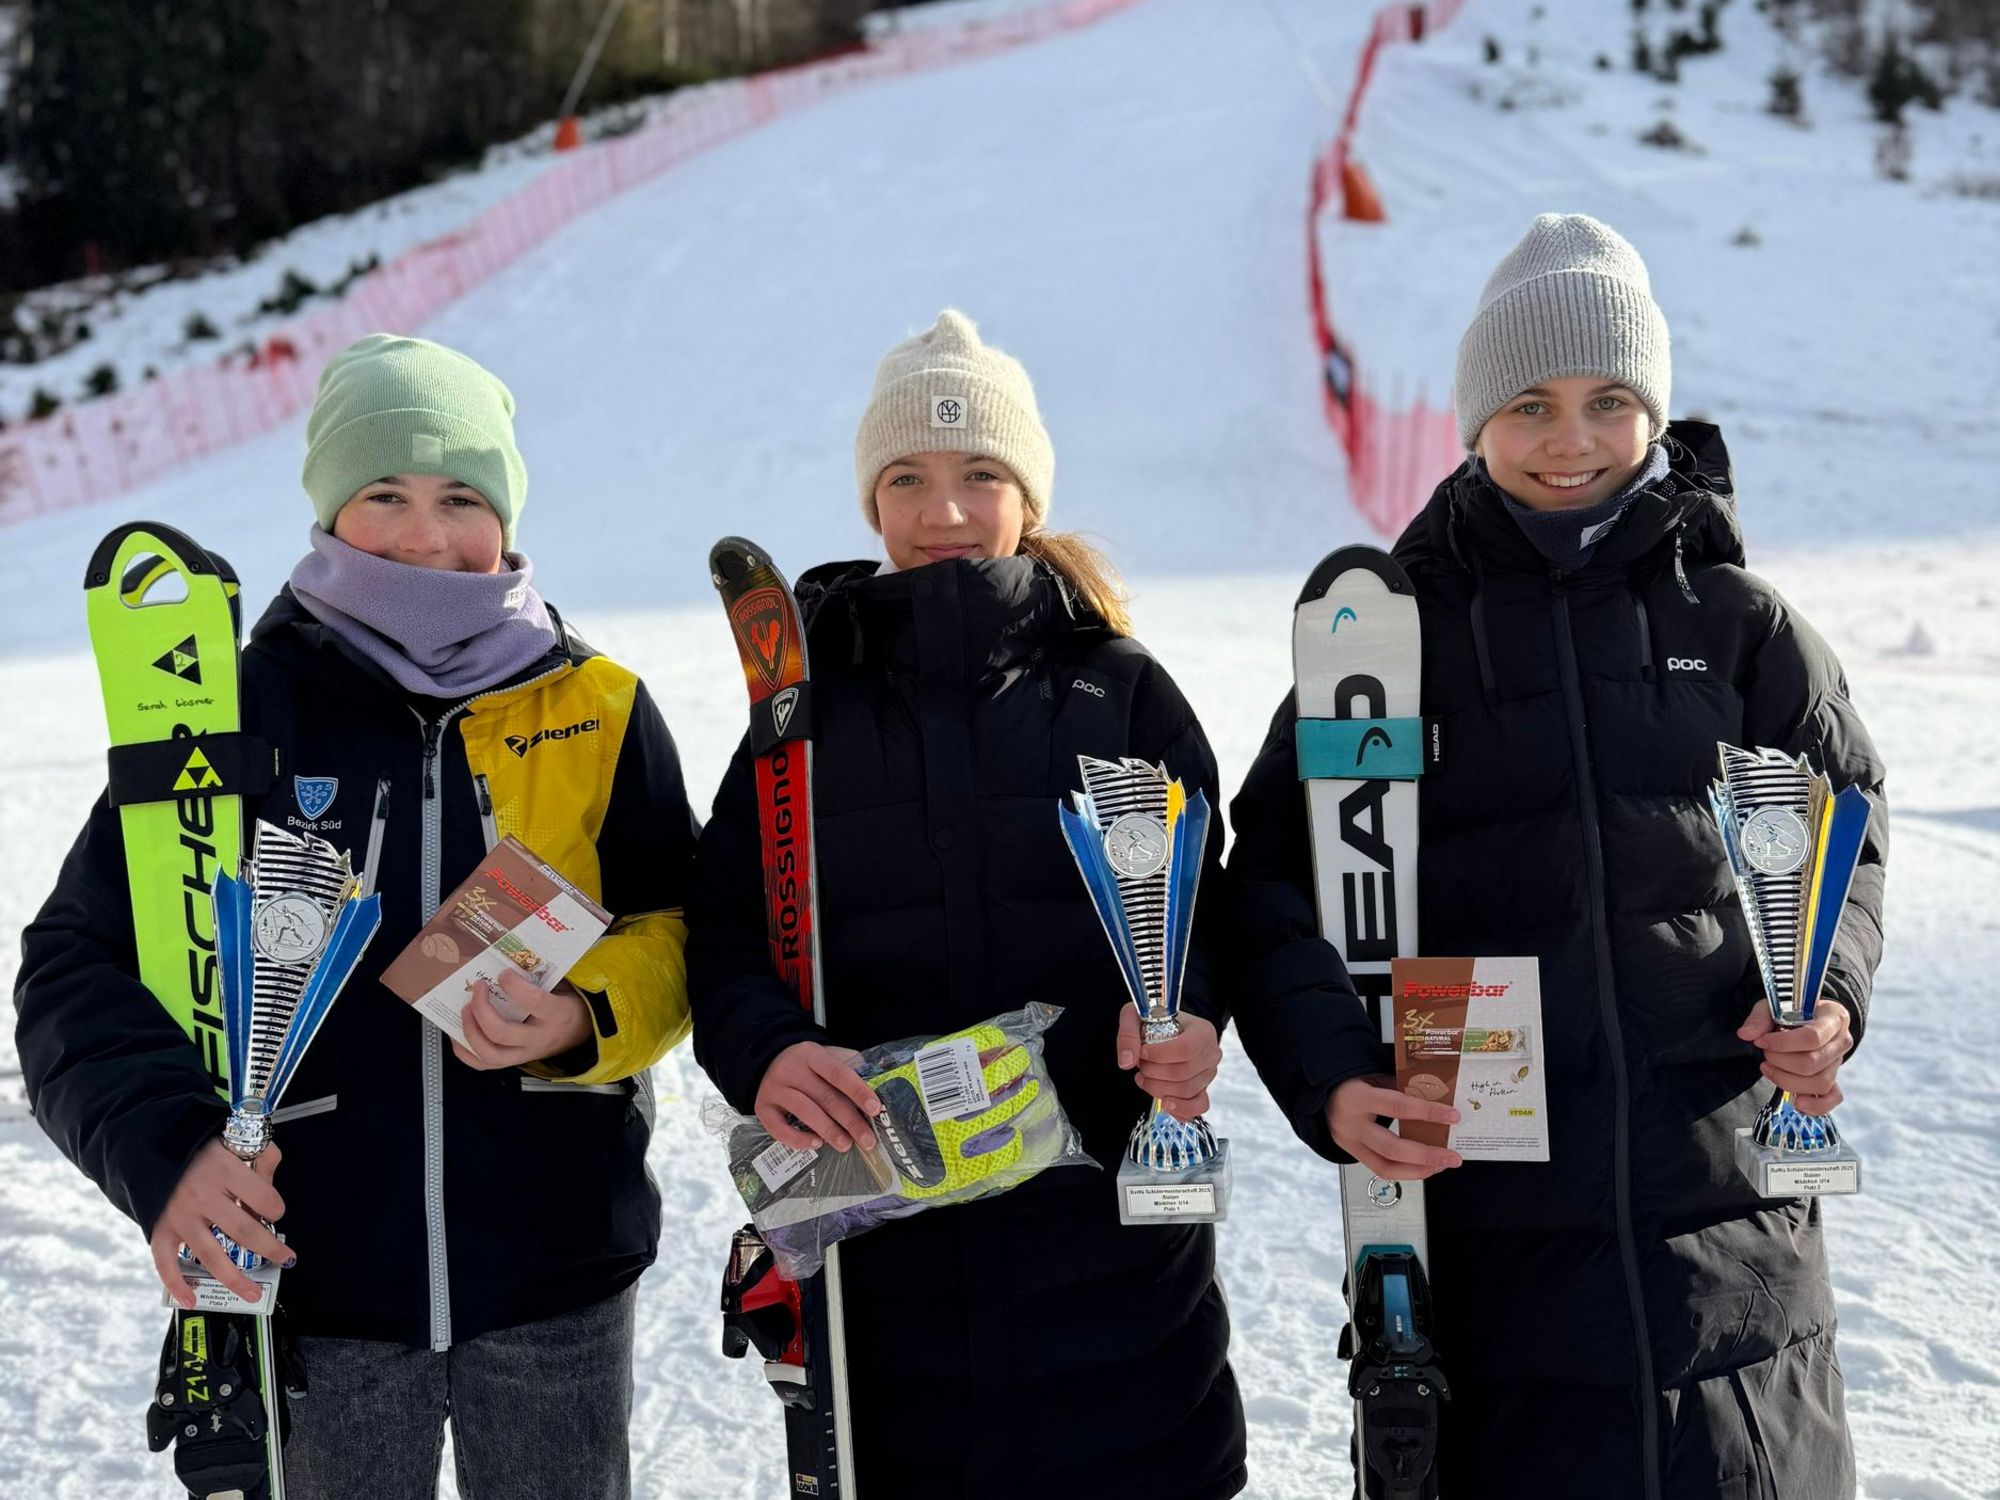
703,1003,1089,1276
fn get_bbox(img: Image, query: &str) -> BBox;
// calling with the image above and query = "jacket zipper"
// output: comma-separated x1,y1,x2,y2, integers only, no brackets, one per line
359,779,392,898
409,664,568,1351
472,773,499,851
415,708,454,1352
1549,572,1662,1500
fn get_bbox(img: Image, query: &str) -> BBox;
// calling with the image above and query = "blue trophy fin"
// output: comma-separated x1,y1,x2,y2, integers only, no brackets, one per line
213,869,256,1108
1058,802,1148,1010
1797,786,1871,1015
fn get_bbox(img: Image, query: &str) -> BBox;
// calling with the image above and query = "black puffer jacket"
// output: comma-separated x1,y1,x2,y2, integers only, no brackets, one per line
17,589,697,1349
1229,425,1886,1500
689,556,1246,1500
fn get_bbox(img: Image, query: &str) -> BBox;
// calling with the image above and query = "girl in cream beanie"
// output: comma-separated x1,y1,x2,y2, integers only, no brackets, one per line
852,309,1128,629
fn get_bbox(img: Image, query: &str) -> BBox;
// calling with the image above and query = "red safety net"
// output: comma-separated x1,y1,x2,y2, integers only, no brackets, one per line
1306,0,1468,540
0,0,1143,528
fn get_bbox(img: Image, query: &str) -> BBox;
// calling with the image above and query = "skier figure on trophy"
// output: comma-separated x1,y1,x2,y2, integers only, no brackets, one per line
1228,216,1888,1499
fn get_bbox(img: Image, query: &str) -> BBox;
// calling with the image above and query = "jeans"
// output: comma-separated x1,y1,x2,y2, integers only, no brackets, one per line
282,1286,636,1500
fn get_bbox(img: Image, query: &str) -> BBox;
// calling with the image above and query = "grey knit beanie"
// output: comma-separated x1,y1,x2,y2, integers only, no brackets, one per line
854,310,1055,528
303,333,527,547
1453,214,1671,450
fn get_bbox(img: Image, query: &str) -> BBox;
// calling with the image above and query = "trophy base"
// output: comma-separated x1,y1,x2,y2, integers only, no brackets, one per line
1734,1127,1862,1199
170,1237,284,1316
1119,1139,1231,1225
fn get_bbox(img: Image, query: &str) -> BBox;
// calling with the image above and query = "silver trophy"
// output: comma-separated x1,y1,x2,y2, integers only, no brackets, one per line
1060,756,1230,1225
1710,745,1872,1198
188,820,382,1307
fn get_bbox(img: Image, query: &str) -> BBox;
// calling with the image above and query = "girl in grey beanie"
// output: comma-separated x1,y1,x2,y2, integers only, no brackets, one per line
1456,213,1672,570
1227,215,1885,1499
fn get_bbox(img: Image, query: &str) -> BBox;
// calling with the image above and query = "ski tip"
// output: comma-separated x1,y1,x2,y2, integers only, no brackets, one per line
708,536,773,592
1295,545,1414,607
84,521,217,590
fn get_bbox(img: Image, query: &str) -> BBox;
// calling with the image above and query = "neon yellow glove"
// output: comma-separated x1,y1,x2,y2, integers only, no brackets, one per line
865,1021,1065,1202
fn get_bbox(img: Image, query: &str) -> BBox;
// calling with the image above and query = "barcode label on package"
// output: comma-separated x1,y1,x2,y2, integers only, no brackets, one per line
913,1037,991,1123
752,1137,819,1193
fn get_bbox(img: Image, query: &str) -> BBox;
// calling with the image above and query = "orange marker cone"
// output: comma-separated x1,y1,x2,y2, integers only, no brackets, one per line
1341,157,1387,223
553,116,583,152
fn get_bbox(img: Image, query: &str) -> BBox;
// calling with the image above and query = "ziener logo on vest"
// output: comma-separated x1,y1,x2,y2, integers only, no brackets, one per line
505,719,600,757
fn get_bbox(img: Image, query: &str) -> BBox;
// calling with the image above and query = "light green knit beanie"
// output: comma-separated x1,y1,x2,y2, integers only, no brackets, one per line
303,334,528,547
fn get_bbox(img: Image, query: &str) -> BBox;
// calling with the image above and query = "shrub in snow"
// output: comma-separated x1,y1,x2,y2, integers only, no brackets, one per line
1869,35,1945,125
328,254,382,297
1767,66,1805,120
1640,118,1700,150
85,364,117,398
1943,172,2000,201
257,270,320,318
184,311,219,342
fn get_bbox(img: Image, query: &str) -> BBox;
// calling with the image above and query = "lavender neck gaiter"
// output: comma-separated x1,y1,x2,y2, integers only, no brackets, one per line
289,526,558,699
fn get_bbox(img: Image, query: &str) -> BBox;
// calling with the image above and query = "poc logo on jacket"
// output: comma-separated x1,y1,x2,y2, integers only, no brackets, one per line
1667,657,1709,673
505,718,600,757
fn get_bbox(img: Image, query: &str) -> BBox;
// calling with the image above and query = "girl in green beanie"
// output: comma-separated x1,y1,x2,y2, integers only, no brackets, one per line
18,332,698,1499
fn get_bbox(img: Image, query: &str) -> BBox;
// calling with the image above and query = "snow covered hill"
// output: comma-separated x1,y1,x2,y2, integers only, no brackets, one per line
1,1,1995,1496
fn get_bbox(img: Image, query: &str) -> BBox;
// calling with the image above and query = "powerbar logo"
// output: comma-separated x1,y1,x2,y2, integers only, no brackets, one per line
1400,982,1513,999
505,718,599,758
484,865,571,933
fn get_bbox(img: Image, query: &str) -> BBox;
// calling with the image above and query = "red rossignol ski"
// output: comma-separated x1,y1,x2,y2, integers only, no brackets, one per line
710,537,855,1497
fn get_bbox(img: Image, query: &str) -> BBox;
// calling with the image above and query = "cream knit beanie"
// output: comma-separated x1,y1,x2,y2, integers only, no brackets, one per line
854,310,1055,528
1454,214,1671,451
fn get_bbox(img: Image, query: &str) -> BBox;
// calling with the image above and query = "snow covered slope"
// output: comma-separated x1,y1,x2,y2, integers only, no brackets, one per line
2,0,1995,1496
